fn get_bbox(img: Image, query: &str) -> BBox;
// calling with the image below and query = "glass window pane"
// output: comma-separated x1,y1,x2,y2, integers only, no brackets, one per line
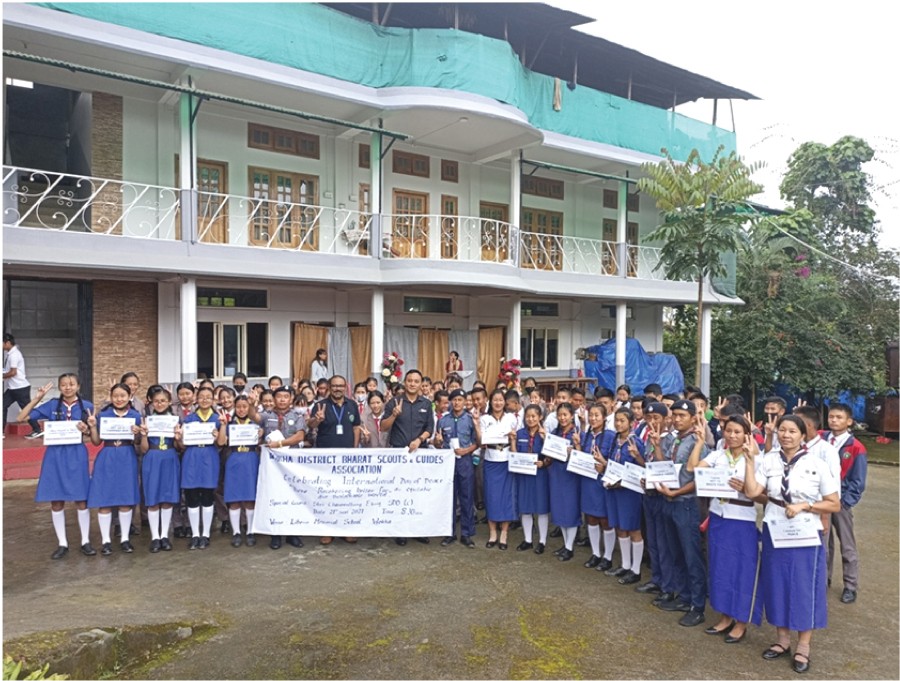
197,322,214,379
247,323,268,377
520,330,532,369
546,329,559,368
533,328,545,369
222,324,242,377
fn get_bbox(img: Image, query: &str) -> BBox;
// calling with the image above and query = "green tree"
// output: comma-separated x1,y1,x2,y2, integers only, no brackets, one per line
638,146,763,388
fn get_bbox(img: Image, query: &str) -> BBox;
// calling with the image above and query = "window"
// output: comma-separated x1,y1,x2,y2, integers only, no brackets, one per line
248,167,319,250
521,302,559,317
521,175,564,200
247,123,320,160
441,159,458,183
404,296,452,314
602,305,634,319
197,287,268,309
393,150,430,178
604,188,640,212
359,144,370,169
520,328,559,369
197,322,268,378
627,192,640,212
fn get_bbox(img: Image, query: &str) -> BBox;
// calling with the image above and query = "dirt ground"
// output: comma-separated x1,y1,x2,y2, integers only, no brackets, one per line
3,465,898,680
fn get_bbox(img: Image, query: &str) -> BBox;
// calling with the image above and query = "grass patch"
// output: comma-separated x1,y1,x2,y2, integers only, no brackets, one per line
856,432,898,464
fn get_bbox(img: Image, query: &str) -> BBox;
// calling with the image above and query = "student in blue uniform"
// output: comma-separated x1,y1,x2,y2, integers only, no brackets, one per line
480,389,519,550
579,404,617,571
742,414,840,674
177,385,228,550
139,385,181,553
224,395,264,547
511,405,551,554
17,373,95,559
548,402,581,561
687,413,762,643
87,383,143,556
600,408,646,585
435,388,480,548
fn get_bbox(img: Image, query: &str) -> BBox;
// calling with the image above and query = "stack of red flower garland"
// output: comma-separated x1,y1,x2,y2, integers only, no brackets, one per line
381,352,404,387
498,357,522,388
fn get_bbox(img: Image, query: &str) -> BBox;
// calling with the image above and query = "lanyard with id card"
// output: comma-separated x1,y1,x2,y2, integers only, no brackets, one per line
333,402,346,436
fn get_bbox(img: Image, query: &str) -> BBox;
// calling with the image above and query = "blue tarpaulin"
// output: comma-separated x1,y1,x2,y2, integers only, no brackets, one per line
583,338,685,395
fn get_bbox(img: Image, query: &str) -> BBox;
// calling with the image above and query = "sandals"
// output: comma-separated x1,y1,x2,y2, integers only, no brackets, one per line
762,643,791,660
792,653,810,673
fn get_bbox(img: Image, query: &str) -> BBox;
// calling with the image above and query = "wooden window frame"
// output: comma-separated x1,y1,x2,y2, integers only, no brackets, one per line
522,175,564,200
359,144,371,169
393,150,430,178
247,122,320,160
441,159,459,183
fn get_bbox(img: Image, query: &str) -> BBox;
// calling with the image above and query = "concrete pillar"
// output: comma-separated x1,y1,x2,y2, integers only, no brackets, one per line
510,153,522,266
178,93,197,243
701,305,712,395
180,277,197,382
617,179,628,278
371,288,384,377
370,131,383,259
508,296,521,360
616,301,627,387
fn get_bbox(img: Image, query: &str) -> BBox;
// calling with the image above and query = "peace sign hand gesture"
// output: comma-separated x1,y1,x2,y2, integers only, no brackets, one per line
692,413,706,439
764,413,777,436
85,408,97,428
316,402,327,422
713,396,726,420
742,434,756,460
36,382,54,400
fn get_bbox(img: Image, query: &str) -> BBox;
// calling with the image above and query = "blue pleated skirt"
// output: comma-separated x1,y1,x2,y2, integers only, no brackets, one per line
484,459,517,522
548,462,581,528
35,444,90,502
708,513,763,625
87,444,140,508
760,523,827,631
141,448,182,506
224,451,260,503
606,487,642,531
580,475,607,517
181,445,220,489
516,466,550,515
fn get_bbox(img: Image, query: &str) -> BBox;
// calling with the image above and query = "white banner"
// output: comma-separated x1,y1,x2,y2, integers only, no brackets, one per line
251,447,454,538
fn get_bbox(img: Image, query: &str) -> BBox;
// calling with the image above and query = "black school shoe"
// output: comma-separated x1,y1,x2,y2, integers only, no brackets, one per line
596,558,613,572
636,581,661,594
461,536,476,548
101,542,113,556
678,608,705,627
120,541,134,553
516,541,533,552
618,571,641,585
81,543,97,556
584,555,602,569
160,538,173,551
149,539,161,553
440,536,457,547
51,546,68,560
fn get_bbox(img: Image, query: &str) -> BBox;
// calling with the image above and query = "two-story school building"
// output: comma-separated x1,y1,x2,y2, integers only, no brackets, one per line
2,2,754,405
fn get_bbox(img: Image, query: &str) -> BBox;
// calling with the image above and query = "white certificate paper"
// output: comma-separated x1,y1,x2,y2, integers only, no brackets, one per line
622,462,646,495
182,421,217,446
42,421,83,446
229,424,260,447
99,417,136,441
602,459,625,486
480,422,510,445
146,415,179,438
645,460,679,489
567,450,599,479
541,433,571,462
694,467,739,499
768,513,822,548
508,452,538,476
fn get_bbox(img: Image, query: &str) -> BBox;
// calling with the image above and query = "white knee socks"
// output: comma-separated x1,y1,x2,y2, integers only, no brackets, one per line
119,509,133,543
603,529,616,561
229,508,242,535
631,540,644,575
618,536,632,570
51,510,67,547
563,526,577,550
148,509,160,541
537,514,549,544
521,514,534,542
77,508,91,545
245,509,255,533
201,506,214,538
188,506,201,538
588,524,601,557
99,512,112,544
160,507,173,538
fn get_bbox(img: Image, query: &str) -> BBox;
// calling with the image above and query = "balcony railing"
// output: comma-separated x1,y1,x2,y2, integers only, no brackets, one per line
3,166,179,238
3,166,672,281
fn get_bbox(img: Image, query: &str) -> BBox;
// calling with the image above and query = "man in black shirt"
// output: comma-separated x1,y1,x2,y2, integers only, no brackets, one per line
306,375,361,546
381,369,434,546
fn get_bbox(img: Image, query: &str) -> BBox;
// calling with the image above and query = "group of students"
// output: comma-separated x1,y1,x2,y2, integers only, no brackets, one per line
21,369,867,674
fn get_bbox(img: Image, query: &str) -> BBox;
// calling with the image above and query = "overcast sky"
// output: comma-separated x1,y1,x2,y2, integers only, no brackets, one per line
549,0,898,251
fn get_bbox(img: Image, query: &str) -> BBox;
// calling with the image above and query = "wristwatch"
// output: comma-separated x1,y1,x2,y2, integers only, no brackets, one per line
806,501,814,512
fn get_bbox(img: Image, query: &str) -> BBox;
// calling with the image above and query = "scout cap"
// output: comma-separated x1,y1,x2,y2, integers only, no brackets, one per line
672,399,697,415
645,402,669,416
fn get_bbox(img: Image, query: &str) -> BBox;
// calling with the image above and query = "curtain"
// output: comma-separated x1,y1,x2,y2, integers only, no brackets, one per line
349,325,372,386
328,327,351,385
448,329,478,390
384,325,419,386
477,327,505,387
292,323,329,382
418,328,449,385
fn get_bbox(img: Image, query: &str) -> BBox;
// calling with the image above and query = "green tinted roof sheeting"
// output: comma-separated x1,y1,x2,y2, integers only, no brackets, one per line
36,3,736,162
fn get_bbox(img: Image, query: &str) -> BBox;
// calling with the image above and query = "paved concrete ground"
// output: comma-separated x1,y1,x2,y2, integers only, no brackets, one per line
3,466,898,679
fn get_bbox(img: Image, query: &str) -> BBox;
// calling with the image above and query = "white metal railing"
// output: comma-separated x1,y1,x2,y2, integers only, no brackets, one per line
194,191,375,255
3,166,179,238
3,166,677,280
380,213,519,265
520,232,619,275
